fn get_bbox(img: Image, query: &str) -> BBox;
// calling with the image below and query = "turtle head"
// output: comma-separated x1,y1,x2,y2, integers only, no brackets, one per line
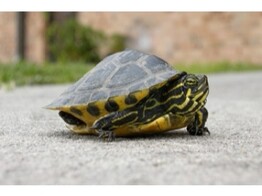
166,72,209,115
181,73,209,106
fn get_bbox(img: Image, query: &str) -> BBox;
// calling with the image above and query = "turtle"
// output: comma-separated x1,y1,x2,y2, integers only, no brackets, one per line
46,49,209,141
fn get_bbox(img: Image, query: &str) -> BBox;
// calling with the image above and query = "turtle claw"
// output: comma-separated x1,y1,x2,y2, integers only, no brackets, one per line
203,127,210,135
187,125,210,136
97,130,115,142
197,127,210,136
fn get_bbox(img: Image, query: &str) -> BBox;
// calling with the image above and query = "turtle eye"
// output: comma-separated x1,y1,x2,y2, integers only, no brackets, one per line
185,77,198,88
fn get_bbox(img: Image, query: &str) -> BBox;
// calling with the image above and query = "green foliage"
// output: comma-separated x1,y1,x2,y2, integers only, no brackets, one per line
109,34,127,53
0,62,94,87
47,19,105,63
1,62,262,88
175,61,262,74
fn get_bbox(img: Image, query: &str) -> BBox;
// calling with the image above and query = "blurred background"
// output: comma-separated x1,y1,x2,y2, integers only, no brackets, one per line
1,12,262,87
1,12,262,185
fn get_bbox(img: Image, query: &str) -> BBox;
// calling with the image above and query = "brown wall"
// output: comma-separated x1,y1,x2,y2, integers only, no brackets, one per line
0,12,16,63
78,12,262,64
0,12,46,64
24,12,46,64
1,12,262,64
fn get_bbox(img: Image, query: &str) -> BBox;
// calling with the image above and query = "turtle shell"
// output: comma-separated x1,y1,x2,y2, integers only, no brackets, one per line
46,49,178,130
47,49,177,108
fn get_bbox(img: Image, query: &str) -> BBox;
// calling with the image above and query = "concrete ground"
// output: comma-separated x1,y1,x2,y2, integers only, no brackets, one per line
1,71,262,185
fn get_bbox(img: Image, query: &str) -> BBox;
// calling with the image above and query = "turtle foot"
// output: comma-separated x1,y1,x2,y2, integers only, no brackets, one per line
187,125,210,136
97,130,115,142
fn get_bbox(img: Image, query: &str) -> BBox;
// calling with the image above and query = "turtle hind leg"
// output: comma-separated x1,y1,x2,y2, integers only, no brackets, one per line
187,107,210,136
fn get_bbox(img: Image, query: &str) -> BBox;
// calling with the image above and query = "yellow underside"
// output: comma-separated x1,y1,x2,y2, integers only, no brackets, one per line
67,113,194,137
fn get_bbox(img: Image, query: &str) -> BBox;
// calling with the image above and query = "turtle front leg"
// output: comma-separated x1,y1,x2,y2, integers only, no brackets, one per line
92,110,138,141
92,115,116,141
97,130,115,142
187,107,210,136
